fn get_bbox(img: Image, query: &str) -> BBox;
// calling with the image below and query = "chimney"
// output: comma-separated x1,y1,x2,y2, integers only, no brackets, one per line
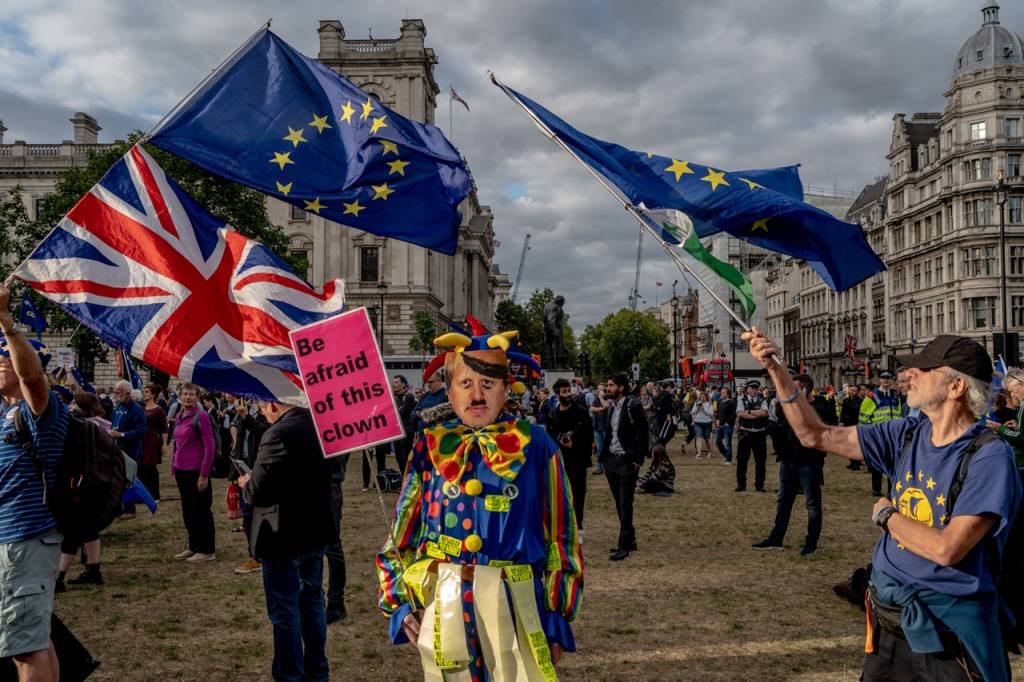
0,120,6,145
69,112,101,145
398,19,426,56
318,20,345,60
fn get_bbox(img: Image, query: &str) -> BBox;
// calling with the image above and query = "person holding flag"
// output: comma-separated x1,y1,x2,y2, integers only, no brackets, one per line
376,327,581,680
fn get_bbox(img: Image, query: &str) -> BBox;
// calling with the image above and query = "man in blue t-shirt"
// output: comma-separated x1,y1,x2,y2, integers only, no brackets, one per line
0,282,69,682
745,330,1021,682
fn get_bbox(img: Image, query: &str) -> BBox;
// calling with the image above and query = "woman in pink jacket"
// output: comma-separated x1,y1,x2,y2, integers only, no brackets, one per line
171,383,217,562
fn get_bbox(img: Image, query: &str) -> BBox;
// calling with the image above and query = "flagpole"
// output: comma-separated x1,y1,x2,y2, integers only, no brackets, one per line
489,72,754,334
449,85,454,144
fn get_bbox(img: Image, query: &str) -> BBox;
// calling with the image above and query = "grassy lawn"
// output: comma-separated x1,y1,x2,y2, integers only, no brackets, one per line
56,438,1024,681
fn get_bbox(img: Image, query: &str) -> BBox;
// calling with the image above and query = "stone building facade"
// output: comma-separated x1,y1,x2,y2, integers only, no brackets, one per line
761,1,1024,388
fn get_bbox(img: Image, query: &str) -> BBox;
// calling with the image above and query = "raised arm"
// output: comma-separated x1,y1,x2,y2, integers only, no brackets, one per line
0,283,48,416
744,328,862,461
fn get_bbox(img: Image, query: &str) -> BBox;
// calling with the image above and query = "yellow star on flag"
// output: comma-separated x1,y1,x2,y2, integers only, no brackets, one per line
739,177,763,190
283,127,308,147
895,481,903,492
360,98,374,120
936,494,946,506
646,151,654,159
665,159,694,182
701,169,729,191
372,182,395,201
303,198,326,214
370,116,388,135
940,514,949,525
918,471,924,481
897,542,906,550
387,159,410,176
275,181,293,196
339,101,355,125
309,114,332,133
905,471,913,482
380,140,399,156
752,219,770,233
342,200,364,217
926,477,936,490
269,151,294,171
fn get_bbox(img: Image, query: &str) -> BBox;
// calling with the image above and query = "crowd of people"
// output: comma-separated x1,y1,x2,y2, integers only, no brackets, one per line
1,269,1022,680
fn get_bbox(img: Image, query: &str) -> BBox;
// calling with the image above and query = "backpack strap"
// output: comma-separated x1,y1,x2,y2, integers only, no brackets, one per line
946,429,1000,518
890,424,918,489
10,406,47,504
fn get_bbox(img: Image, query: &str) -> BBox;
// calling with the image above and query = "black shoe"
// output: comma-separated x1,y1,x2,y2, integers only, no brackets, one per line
799,546,816,557
751,539,783,550
55,576,66,594
608,544,637,553
734,486,746,492
592,464,605,475
325,602,348,625
755,487,767,493
67,566,103,586
609,549,630,561
846,462,861,471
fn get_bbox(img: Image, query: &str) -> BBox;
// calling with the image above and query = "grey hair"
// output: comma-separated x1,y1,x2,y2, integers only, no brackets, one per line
946,369,990,417
113,379,132,393
1006,367,1024,388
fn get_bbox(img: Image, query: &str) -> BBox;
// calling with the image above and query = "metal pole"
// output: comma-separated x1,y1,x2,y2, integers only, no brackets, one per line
672,298,679,384
1000,198,1009,361
378,289,386,353
827,319,834,388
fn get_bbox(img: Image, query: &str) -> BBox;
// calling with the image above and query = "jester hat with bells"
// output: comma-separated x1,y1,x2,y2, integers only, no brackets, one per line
421,315,541,384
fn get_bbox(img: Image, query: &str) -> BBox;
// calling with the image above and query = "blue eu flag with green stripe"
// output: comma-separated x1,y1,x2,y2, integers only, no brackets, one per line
149,29,471,255
502,85,885,291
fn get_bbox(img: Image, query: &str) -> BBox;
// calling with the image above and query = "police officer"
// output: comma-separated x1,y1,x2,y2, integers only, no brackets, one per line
859,370,904,496
735,380,770,492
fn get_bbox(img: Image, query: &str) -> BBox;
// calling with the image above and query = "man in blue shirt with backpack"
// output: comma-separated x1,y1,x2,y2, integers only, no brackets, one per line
0,282,69,682
746,330,1021,681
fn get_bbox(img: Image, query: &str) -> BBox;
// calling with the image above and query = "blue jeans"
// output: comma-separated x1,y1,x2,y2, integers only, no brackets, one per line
262,548,329,682
715,424,734,461
768,460,823,550
594,430,606,464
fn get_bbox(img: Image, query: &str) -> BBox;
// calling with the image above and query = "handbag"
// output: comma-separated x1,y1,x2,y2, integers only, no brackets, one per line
226,482,242,519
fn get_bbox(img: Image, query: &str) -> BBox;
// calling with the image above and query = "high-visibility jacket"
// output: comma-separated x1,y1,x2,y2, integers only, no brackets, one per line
859,388,904,425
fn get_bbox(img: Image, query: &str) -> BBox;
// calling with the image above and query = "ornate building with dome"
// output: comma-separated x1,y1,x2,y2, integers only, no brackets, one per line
764,0,1024,385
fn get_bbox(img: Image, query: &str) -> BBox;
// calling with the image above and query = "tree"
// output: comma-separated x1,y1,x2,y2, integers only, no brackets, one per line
584,309,670,381
407,310,438,368
1,134,299,375
495,299,533,348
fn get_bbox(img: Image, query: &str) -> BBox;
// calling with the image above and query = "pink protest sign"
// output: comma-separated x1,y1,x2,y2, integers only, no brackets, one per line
289,307,405,458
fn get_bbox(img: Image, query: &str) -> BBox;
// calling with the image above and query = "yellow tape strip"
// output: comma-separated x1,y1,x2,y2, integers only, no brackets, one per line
472,565,523,682
506,569,559,682
437,563,471,666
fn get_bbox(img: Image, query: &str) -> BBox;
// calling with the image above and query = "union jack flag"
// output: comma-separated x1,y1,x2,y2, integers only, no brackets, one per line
14,146,345,404
844,334,857,360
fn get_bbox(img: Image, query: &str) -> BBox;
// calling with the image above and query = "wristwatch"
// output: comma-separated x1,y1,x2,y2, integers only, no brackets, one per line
873,505,897,531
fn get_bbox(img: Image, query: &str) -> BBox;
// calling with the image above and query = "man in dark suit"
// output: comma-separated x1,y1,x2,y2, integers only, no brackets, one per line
239,401,334,682
602,373,650,561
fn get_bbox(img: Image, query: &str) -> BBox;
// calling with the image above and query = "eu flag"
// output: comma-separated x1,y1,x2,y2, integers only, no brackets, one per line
149,29,472,255
18,291,46,338
499,83,885,291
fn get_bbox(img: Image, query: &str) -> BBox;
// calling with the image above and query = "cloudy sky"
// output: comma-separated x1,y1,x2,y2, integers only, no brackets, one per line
2,0,1020,331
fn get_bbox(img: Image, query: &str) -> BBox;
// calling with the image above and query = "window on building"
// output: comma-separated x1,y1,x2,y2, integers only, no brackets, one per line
289,204,307,220
964,198,993,226
1010,154,1023,177
873,298,884,319
913,221,921,243
945,205,954,232
1012,245,1024,275
925,216,933,239
893,227,905,250
33,197,47,222
1006,118,1021,138
925,304,933,336
949,299,956,331
895,309,907,338
962,246,997,276
360,247,380,283
923,259,932,287
972,158,992,180
970,121,987,140
913,307,922,337
913,263,921,289
1010,196,1022,223
935,255,943,283
946,130,954,148
936,302,944,332
964,297,997,329
976,50,984,61
1013,296,1024,327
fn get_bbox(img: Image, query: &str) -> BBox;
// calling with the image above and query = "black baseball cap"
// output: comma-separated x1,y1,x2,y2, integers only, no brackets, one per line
896,335,992,382
879,370,894,379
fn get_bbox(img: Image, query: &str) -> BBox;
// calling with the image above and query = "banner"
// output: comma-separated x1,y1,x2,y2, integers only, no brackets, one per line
290,307,404,457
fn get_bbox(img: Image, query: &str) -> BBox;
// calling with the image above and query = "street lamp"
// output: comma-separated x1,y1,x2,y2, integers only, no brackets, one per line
995,171,1010,361
377,281,388,354
671,294,680,384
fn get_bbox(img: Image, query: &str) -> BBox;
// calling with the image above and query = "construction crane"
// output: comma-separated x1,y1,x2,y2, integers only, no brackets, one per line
510,233,531,304
629,224,643,311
